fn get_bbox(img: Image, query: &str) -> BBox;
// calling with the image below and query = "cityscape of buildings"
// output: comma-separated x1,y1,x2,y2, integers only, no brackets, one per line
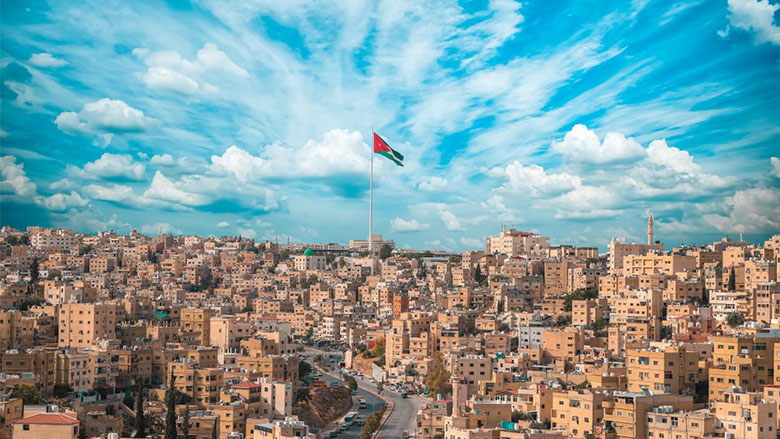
0,218,779,439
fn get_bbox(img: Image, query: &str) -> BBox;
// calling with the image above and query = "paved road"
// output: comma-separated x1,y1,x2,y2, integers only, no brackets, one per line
302,347,426,439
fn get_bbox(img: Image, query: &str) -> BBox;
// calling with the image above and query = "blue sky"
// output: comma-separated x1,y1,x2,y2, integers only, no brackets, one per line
1,0,779,251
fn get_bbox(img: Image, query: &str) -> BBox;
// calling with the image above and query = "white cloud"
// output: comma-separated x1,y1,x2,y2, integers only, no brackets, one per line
38,191,88,211
150,154,176,165
770,157,780,178
83,184,138,203
217,221,230,228
552,124,645,164
703,188,780,233
134,43,248,96
460,237,482,248
439,210,463,231
727,0,780,46
140,223,182,235
551,185,621,219
29,52,68,68
210,129,369,180
489,161,581,196
1,156,37,197
142,171,209,207
1,156,89,211
50,178,76,190
645,139,701,174
55,98,157,145
418,176,448,192
480,195,519,222
390,217,430,232
68,153,146,180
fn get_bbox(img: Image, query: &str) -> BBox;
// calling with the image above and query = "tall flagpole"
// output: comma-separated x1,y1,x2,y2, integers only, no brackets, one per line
369,130,374,256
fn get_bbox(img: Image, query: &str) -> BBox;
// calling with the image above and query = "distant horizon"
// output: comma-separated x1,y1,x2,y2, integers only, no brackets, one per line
4,221,774,255
1,1,779,253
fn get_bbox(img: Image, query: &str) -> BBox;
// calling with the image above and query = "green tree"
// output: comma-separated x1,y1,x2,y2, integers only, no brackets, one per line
573,380,590,390
165,374,178,439
135,383,147,438
181,410,191,439
475,264,486,285
728,266,736,291
30,257,40,286
417,260,427,280
379,244,393,260
53,383,73,398
299,360,313,379
562,287,598,312
726,312,745,328
370,337,385,358
11,384,45,405
345,376,358,391
295,388,310,404
376,382,383,394
426,352,452,398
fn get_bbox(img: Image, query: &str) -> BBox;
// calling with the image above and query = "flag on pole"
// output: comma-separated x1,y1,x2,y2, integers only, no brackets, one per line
373,132,404,167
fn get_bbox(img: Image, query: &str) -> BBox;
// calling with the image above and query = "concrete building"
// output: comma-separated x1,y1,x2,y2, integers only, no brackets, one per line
58,303,117,348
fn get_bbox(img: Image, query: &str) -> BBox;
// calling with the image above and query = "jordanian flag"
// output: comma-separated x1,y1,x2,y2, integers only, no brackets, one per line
374,132,404,167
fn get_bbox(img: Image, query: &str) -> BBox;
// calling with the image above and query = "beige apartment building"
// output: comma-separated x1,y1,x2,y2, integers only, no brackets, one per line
210,315,252,350
485,227,550,257
712,388,777,439
58,303,117,348
646,407,719,439
626,345,699,394
603,392,694,439
608,237,664,274
550,389,607,438
622,253,697,276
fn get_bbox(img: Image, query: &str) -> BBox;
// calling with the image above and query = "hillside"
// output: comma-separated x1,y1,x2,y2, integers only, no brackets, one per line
295,386,353,428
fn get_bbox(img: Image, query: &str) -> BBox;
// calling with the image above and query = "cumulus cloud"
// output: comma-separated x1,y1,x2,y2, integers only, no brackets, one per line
551,185,621,220
68,153,146,180
134,43,248,96
150,154,175,165
390,217,431,232
771,157,780,178
439,210,463,231
552,124,645,164
55,98,157,145
418,176,448,192
489,161,581,195
83,184,139,203
1,156,88,211
1,156,37,197
38,191,88,211
29,52,68,68
216,221,230,228
727,0,780,46
645,139,701,174
703,188,780,233
142,171,210,207
210,129,369,180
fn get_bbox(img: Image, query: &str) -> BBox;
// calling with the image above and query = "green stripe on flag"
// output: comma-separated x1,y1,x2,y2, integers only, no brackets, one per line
377,150,403,166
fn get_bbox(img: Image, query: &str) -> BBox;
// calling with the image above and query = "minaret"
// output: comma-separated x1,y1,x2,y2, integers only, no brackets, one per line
647,212,654,245
451,363,462,419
